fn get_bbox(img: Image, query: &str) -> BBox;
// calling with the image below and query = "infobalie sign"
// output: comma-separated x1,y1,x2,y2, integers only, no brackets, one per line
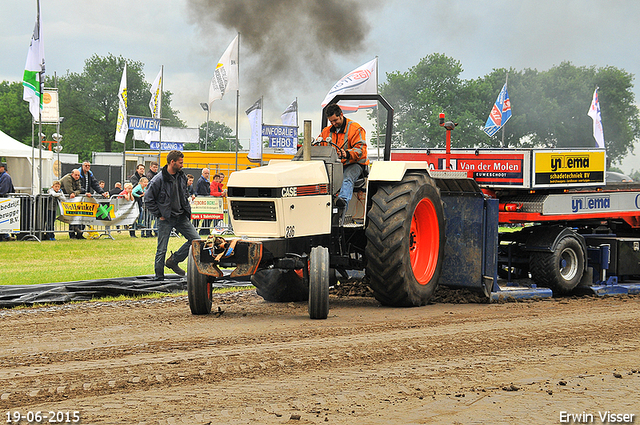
262,125,297,149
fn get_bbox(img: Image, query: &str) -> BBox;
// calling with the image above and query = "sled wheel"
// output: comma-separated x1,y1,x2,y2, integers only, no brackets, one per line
365,173,445,306
187,246,212,315
308,246,330,319
530,235,585,294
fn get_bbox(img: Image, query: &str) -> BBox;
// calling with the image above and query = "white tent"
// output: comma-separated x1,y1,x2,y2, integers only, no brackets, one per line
0,129,53,194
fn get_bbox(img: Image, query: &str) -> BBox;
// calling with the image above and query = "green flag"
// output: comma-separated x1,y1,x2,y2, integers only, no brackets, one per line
23,0,45,121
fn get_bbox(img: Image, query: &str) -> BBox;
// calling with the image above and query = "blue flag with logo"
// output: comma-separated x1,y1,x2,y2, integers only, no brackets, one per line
484,83,512,137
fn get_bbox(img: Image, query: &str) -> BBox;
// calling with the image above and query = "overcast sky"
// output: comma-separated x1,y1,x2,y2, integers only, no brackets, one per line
3,0,640,171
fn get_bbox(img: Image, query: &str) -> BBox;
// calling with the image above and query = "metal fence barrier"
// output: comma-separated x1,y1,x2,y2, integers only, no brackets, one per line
0,193,232,242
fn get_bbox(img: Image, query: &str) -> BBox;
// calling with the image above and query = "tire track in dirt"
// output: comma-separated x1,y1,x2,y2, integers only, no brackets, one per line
1,294,638,411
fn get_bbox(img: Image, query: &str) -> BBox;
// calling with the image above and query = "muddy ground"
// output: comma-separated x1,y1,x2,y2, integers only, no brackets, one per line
0,285,638,425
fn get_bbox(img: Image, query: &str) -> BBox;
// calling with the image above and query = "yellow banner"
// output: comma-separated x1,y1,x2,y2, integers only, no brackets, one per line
534,150,605,186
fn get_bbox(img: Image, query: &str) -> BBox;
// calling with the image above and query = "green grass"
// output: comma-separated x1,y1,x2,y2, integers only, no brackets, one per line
0,232,198,285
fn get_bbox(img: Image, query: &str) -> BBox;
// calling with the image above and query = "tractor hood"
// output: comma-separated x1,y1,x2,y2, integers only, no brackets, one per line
228,160,329,189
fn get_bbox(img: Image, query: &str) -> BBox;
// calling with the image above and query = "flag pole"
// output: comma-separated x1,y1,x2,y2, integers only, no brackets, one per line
37,0,43,194
157,65,163,165
501,71,508,148
234,33,240,172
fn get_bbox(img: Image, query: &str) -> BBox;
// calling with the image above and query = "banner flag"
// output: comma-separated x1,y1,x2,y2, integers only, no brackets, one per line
145,67,163,144
209,35,239,105
321,58,377,113
22,1,45,121
281,99,298,154
245,98,263,163
588,87,605,148
115,64,128,143
483,83,512,137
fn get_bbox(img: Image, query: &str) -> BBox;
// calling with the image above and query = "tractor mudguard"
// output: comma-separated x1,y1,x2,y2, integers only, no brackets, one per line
524,225,585,253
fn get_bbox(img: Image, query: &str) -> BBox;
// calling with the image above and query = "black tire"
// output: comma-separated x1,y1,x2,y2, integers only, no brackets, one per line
529,236,585,294
252,268,308,302
365,173,445,306
187,246,212,315
308,246,330,320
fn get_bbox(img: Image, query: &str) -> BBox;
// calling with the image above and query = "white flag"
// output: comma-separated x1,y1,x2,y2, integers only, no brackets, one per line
115,64,128,143
321,58,377,113
22,1,45,121
281,99,298,155
588,87,605,148
146,67,163,144
209,35,239,105
245,98,262,163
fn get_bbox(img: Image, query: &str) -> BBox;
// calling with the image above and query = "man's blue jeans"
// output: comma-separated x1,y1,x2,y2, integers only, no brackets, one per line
155,214,200,278
339,164,363,210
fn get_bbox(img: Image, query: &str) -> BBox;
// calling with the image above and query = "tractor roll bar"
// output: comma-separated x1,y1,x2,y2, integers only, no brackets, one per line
321,94,394,162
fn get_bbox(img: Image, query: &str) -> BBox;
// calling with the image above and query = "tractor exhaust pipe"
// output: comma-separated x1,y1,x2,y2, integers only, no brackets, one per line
303,120,312,161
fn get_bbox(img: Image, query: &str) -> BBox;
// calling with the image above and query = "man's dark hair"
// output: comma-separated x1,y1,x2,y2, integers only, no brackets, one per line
325,103,342,118
166,150,184,164
150,161,158,167
186,174,194,179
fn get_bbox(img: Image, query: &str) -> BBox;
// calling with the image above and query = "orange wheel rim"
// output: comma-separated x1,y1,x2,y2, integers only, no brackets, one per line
409,198,440,285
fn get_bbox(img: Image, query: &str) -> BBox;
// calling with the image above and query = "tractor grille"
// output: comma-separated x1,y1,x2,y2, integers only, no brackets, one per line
231,200,277,221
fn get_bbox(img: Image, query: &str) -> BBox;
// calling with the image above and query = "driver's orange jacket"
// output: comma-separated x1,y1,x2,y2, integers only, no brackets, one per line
319,118,369,166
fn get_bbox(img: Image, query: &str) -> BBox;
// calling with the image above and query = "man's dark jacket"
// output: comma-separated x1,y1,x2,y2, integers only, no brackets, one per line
76,168,104,195
145,165,191,220
195,175,210,196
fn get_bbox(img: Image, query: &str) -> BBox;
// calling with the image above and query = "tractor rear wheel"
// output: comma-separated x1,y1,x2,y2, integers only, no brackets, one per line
530,235,585,294
308,246,330,319
187,246,212,315
365,173,445,306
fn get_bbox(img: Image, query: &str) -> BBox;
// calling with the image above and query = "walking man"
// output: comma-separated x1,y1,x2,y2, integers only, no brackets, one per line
145,150,200,280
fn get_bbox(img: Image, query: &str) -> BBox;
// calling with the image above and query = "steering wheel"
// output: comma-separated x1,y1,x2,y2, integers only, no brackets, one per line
312,139,340,151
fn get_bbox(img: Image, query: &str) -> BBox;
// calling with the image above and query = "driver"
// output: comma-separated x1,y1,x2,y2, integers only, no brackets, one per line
318,103,369,210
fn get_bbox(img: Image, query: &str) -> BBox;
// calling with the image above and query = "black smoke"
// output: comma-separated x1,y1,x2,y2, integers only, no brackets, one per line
186,0,381,102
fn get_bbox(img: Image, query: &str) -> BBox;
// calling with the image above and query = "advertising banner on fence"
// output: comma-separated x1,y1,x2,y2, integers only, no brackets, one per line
0,198,21,233
56,197,139,226
191,196,224,220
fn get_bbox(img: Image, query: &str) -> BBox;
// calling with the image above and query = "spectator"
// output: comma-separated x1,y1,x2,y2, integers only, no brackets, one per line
145,150,200,280
78,161,109,198
210,173,227,229
145,161,159,237
195,167,211,235
130,164,145,187
0,162,15,241
45,180,65,241
186,174,196,199
97,180,106,194
0,162,14,195
59,169,84,239
119,182,137,237
146,161,159,181
133,177,151,237
111,182,123,196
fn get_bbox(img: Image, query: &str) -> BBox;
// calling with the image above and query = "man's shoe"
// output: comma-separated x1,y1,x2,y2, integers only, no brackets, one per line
335,197,347,208
165,254,186,276
76,234,86,240
154,275,165,281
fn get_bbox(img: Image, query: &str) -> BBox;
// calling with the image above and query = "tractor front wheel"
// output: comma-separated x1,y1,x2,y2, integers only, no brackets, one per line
187,246,212,315
308,246,330,319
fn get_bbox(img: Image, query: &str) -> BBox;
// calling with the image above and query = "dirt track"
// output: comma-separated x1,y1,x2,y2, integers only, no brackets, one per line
1,289,639,425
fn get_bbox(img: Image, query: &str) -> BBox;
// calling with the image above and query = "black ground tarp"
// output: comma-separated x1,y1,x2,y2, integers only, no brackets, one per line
0,274,252,308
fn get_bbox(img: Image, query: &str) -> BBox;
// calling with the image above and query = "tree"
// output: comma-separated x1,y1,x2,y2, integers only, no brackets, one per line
54,54,184,160
196,121,240,151
0,81,33,144
378,55,640,165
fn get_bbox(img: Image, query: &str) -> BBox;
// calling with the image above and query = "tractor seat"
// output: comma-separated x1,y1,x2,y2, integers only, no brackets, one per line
353,165,369,192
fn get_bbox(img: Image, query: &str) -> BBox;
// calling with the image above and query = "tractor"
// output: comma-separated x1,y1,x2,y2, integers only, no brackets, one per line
187,94,481,319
